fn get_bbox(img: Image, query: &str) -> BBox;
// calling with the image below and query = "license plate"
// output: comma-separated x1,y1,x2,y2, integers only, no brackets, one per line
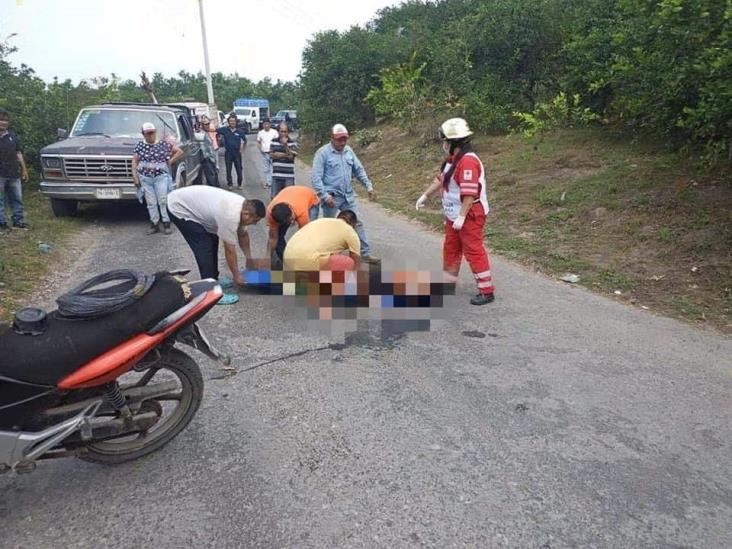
96,188,121,199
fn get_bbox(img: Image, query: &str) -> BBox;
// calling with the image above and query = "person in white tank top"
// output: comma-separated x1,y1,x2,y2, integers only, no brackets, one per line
415,118,496,305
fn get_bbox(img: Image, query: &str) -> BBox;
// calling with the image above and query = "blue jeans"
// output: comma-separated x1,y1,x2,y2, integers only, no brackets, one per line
271,177,294,199
319,193,370,256
140,173,172,224
260,151,272,186
0,177,24,225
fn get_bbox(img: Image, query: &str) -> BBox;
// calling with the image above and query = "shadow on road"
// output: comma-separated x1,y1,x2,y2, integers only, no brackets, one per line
74,201,149,225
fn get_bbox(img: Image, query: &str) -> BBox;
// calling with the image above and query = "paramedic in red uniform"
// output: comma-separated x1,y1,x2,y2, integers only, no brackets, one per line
415,117,495,305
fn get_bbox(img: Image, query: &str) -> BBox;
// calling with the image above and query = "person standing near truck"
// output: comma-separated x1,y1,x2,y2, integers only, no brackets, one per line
256,118,278,190
0,108,30,231
270,123,298,198
199,116,220,187
132,122,184,235
217,114,247,188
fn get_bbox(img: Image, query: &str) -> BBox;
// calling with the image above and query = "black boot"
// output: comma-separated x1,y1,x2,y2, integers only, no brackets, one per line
470,293,495,306
146,222,160,235
163,222,172,235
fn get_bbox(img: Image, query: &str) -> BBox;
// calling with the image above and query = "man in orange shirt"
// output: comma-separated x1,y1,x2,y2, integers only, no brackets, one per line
266,185,321,268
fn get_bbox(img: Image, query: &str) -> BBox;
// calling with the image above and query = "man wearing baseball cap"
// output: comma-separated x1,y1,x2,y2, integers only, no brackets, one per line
311,123,377,261
132,122,184,235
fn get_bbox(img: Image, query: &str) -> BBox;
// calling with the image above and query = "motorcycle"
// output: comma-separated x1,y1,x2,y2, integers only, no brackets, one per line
0,271,229,474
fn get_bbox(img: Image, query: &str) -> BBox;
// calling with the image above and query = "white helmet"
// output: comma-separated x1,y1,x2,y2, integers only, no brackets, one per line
439,117,473,140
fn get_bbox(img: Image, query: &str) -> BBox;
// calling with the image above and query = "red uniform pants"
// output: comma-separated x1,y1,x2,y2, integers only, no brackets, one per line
443,209,494,295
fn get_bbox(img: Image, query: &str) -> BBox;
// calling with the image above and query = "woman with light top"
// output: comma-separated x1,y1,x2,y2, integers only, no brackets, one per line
131,122,183,235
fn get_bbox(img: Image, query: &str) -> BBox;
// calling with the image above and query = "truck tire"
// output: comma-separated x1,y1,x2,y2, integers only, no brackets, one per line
51,198,78,217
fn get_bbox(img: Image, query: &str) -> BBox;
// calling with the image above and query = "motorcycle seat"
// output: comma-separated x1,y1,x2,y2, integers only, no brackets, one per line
0,272,187,386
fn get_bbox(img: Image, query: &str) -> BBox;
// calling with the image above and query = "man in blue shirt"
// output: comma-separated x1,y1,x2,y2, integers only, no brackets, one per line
216,114,247,188
311,123,376,259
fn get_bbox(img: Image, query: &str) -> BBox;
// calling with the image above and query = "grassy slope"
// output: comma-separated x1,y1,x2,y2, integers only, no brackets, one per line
0,177,82,322
314,125,731,332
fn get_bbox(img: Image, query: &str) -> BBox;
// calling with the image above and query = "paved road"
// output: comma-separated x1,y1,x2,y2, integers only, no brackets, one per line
2,144,731,549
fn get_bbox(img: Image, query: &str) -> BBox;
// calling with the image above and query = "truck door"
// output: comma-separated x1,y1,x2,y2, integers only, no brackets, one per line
177,114,201,183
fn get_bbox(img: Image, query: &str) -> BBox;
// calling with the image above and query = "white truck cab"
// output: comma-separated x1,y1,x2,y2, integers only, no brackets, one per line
232,98,269,134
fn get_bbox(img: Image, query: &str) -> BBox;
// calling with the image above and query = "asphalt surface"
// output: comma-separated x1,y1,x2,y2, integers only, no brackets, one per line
2,143,731,549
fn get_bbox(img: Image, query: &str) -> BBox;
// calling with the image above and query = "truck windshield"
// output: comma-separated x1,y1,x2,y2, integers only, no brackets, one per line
71,109,179,140
234,108,251,116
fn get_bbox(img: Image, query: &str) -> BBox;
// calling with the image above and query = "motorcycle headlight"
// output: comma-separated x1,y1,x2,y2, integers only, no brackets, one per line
43,157,61,169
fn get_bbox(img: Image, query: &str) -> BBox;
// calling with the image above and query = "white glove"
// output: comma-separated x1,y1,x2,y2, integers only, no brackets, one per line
452,215,466,230
415,194,428,210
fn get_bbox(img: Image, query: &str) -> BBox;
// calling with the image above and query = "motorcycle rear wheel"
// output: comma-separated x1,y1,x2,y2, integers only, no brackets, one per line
80,348,203,465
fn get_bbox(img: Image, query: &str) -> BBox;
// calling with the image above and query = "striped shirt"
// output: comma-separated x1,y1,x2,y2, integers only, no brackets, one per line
270,137,298,180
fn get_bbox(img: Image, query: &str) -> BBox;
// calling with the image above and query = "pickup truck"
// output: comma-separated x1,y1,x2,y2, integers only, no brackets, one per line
39,102,204,217
270,109,298,132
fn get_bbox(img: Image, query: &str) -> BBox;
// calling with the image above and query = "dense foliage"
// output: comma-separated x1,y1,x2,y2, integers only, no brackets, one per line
299,0,731,161
0,38,297,167
2,0,730,164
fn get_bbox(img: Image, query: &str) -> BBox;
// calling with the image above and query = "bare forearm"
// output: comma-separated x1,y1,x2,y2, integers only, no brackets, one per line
267,234,277,258
459,196,475,217
238,232,252,258
224,245,240,278
424,177,442,197
16,153,27,171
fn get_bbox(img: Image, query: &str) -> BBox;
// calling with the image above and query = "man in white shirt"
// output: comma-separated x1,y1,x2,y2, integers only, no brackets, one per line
167,186,265,291
256,118,279,189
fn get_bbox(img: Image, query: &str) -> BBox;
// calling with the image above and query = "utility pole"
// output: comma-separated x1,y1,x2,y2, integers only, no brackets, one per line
197,0,216,118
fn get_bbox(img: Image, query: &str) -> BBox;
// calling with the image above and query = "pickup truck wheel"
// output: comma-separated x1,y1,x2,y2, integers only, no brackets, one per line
50,198,78,217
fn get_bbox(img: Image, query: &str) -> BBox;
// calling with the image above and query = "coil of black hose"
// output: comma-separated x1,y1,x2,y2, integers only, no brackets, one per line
56,269,156,319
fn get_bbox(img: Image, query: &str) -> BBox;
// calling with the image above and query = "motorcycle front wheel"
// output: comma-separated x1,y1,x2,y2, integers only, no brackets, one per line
79,347,204,465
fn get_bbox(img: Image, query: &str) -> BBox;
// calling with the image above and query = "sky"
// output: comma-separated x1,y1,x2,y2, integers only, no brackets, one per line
0,0,400,84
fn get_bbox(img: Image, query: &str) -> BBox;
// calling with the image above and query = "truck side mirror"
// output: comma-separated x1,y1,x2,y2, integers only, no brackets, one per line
57,128,68,140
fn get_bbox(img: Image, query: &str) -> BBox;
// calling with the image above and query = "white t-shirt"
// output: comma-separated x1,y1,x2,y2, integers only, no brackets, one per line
167,186,245,245
257,128,279,153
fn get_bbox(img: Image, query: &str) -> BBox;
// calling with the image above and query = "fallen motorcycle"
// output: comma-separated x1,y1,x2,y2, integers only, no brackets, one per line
0,270,228,473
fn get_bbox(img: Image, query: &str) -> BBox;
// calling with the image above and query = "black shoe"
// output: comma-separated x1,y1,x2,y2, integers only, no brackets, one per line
12,221,30,230
0,222,10,232
146,223,160,235
470,293,495,305
227,182,233,188
163,222,172,235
